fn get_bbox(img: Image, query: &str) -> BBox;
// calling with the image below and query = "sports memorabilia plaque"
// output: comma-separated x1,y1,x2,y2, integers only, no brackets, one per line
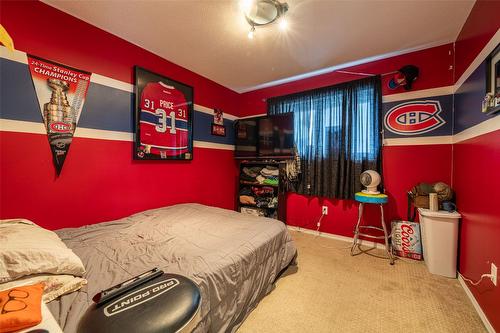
134,67,194,160
482,43,500,115
211,109,226,136
27,55,92,175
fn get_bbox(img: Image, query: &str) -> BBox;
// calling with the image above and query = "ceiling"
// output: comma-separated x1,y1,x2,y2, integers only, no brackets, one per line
43,0,475,93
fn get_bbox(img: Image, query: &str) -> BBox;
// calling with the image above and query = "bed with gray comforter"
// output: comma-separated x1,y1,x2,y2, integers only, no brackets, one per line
47,203,297,333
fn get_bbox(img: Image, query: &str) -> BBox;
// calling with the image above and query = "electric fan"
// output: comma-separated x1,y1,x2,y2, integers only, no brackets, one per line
360,170,381,194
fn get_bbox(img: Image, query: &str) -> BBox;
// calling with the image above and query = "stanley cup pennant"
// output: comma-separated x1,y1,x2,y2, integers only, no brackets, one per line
27,55,91,175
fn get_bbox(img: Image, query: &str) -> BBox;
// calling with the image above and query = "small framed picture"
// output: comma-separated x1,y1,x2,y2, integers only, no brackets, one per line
483,44,500,114
211,123,226,137
134,67,194,160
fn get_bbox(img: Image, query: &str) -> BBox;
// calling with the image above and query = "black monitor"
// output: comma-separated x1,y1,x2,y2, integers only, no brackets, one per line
235,113,294,159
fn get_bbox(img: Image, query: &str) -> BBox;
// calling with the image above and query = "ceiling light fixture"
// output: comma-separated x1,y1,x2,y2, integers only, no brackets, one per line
243,0,289,39
278,17,288,31
248,26,255,39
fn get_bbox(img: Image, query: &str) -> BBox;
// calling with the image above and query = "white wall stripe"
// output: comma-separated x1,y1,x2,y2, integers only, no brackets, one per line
91,73,133,93
384,136,453,146
0,47,27,64
2,34,499,143
457,275,495,333
0,119,468,148
454,28,500,93
382,86,453,103
0,46,238,121
193,140,234,151
194,104,238,121
0,119,235,150
0,119,45,135
453,116,500,144
75,127,133,142
238,113,267,119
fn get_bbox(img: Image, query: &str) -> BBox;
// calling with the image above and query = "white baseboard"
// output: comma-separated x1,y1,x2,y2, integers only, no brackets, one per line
457,275,496,333
286,225,387,251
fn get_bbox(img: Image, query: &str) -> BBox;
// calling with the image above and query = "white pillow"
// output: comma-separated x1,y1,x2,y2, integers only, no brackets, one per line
0,219,86,283
0,274,87,303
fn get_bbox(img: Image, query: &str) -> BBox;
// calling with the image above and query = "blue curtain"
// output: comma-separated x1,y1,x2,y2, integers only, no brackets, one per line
268,76,382,199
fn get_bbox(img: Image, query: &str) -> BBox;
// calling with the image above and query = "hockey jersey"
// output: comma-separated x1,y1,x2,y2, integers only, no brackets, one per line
139,82,190,157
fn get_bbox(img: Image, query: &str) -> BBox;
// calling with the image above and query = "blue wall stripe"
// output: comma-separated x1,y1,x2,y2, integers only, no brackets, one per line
193,111,235,144
0,58,234,145
453,62,496,134
81,81,134,132
0,58,41,123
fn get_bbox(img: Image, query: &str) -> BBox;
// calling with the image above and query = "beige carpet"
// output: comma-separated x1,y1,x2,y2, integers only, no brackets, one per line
238,230,485,333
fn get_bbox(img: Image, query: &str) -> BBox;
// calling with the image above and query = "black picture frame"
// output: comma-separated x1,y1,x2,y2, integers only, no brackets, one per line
134,66,194,160
484,43,500,115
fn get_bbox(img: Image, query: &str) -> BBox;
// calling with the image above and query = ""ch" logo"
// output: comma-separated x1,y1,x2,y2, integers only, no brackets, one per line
384,101,445,135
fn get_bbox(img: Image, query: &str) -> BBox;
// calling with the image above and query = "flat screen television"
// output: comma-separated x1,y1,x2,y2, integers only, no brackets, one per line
235,113,294,159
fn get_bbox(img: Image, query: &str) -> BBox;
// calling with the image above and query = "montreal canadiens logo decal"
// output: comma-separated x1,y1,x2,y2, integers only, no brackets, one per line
384,100,445,135
49,122,71,133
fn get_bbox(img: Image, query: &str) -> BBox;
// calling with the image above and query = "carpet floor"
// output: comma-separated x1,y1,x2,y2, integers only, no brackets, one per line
238,230,486,333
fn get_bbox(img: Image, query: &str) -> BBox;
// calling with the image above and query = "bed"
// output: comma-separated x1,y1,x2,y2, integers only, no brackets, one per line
46,203,297,333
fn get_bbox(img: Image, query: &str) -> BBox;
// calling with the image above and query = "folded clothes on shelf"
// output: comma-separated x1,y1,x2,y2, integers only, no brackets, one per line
263,176,278,186
242,166,262,178
239,195,256,205
256,197,278,208
260,166,279,177
256,175,266,184
252,186,274,196
241,180,259,185
239,187,252,196
240,173,256,182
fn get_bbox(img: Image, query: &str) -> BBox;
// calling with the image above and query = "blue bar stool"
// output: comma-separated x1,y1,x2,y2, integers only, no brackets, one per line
350,192,394,265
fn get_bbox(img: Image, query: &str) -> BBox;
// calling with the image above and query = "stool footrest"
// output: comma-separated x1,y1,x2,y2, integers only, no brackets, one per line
351,201,395,265
359,226,385,232
356,233,386,240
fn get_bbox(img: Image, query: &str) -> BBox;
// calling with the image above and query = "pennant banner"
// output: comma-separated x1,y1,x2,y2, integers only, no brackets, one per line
27,55,91,175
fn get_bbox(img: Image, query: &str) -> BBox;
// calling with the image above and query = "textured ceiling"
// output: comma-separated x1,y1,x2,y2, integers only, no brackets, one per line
43,0,475,92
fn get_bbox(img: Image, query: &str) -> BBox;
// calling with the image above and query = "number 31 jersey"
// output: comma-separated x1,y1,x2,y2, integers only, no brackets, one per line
139,82,189,156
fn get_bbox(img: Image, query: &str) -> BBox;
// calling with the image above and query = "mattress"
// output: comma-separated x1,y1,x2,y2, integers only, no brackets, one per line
47,203,297,333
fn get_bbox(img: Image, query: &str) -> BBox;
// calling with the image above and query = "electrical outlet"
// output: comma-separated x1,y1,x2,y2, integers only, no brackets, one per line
322,206,328,215
491,263,497,286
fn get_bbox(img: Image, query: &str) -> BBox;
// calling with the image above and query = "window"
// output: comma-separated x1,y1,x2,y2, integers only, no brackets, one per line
268,76,382,199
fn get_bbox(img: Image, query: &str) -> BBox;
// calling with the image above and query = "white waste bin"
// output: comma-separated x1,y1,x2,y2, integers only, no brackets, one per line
418,208,461,278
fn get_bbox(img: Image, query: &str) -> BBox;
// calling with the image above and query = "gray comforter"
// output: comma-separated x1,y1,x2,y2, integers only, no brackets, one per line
47,203,297,333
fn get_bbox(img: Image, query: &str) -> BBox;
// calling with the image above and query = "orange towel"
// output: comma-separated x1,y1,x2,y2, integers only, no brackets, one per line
0,283,44,333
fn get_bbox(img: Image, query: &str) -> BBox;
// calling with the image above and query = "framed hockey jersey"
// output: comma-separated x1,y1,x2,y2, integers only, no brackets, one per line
134,67,194,160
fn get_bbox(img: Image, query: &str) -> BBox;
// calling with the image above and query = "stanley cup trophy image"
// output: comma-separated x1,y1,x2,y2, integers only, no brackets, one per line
27,54,91,175
44,78,75,145
43,78,76,170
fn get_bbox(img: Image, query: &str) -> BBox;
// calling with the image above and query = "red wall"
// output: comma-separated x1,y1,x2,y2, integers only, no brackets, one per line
240,45,454,238
453,0,500,80
453,0,500,328
1,4,499,327
0,132,237,229
453,130,500,329
0,1,239,112
0,1,239,229
286,144,452,237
